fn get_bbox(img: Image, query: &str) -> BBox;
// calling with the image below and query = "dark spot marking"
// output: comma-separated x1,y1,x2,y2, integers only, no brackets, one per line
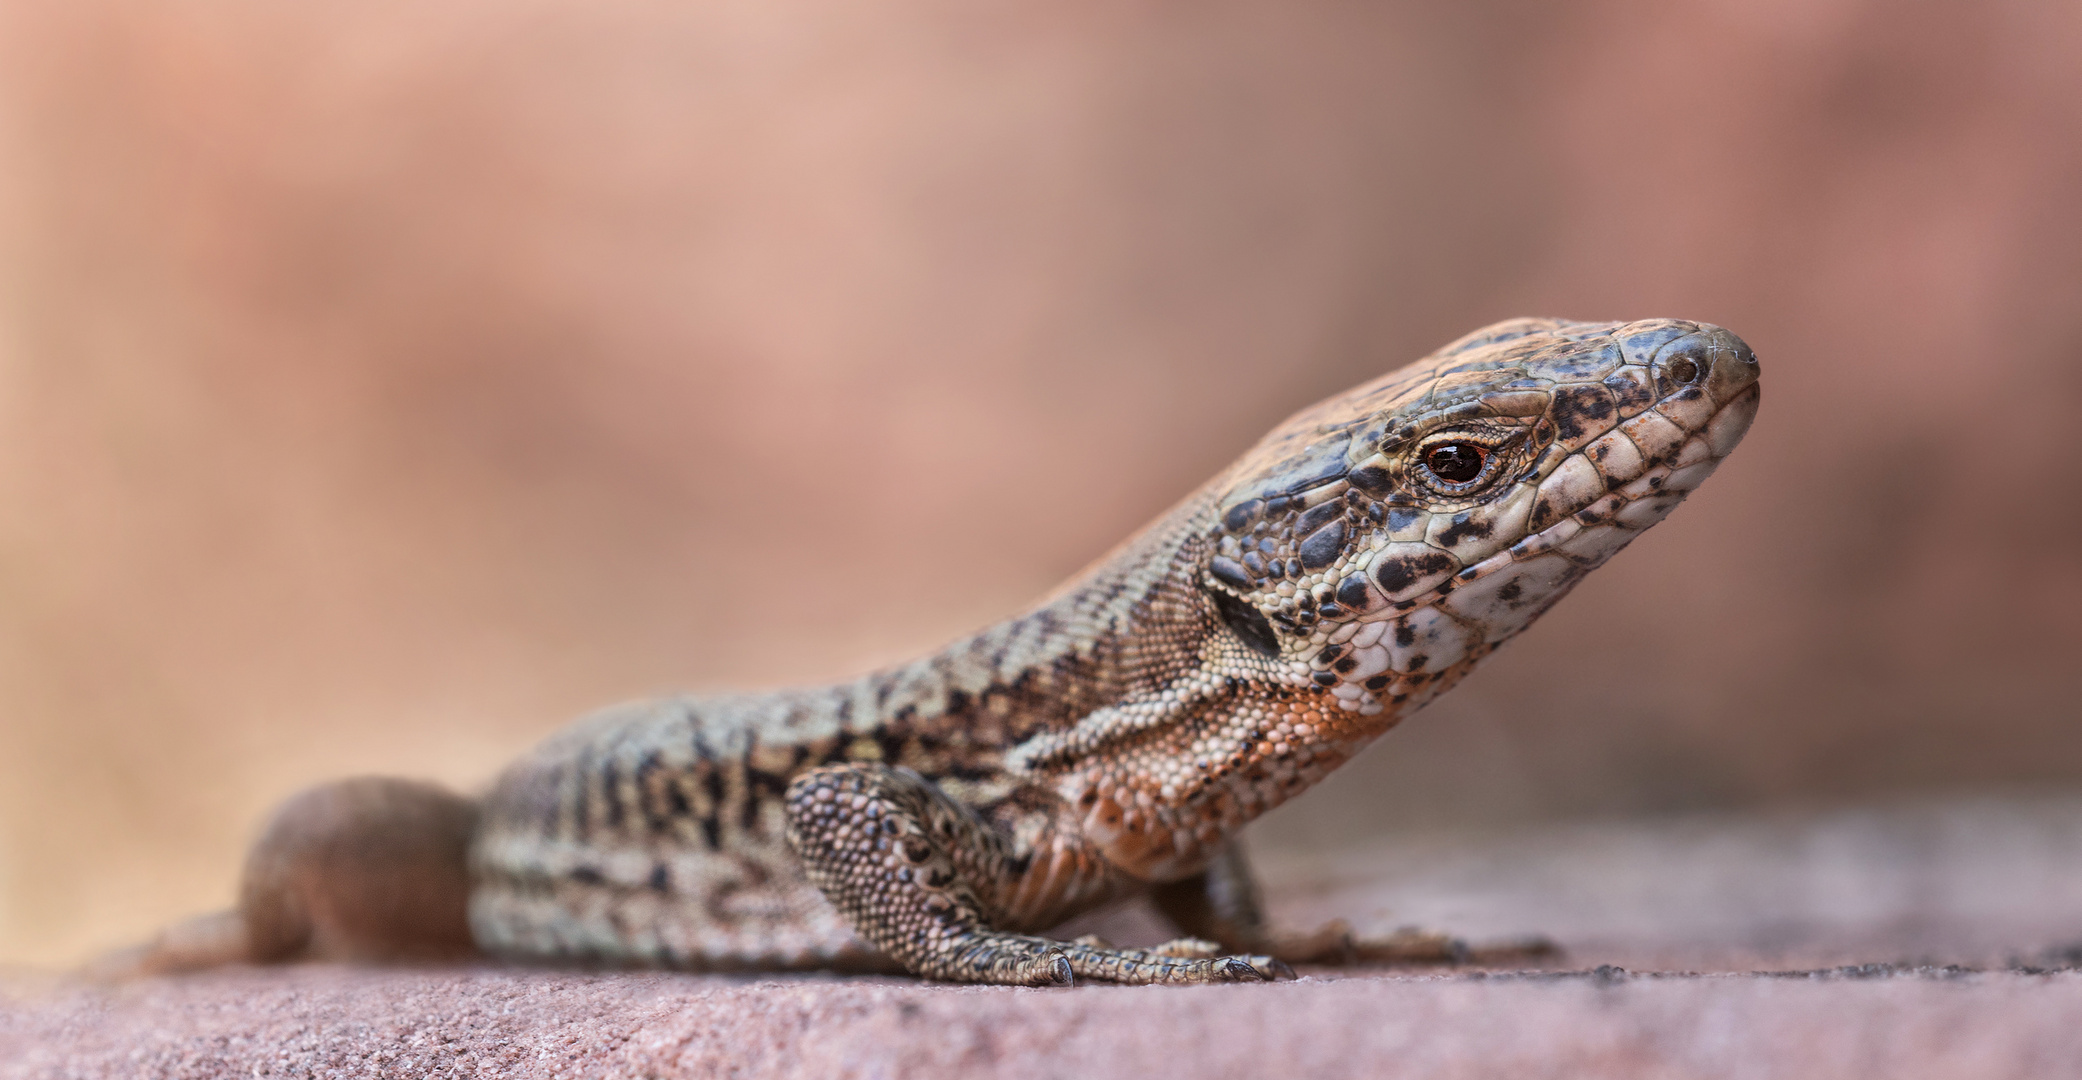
1347,465,1393,495
1373,550,1456,595
1223,499,1263,533
1334,657,1358,674
1605,371,1654,412
945,689,970,715
1212,590,1281,658
599,760,624,830
1367,502,1386,522
1497,581,1523,603
1296,501,1343,536
570,866,605,886
1387,507,1421,532
1528,498,1561,532
1242,552,1266,575
1316,602,1344,618
1336,574,1372,610
1364,674,1392,690
1264,496,1291,516
1318,643,1347,665
1298,520,1347,570
1548,384,1617,446
1433,512,1492,548
700,771,726,848
1209,556,1255,592
1312,671,1338,687
1394,622,1416,647
1406,654,1429,670
874,730,910,768
649,864,671,892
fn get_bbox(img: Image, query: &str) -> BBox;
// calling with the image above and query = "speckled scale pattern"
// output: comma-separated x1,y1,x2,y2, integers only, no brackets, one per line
467,317,1761,984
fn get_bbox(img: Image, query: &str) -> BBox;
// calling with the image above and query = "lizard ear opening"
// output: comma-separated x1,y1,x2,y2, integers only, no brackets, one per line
1210,589,1281,659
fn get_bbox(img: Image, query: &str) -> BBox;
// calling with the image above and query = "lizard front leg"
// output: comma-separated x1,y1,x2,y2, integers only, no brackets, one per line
1153,840,1558,967
784,764,1287,986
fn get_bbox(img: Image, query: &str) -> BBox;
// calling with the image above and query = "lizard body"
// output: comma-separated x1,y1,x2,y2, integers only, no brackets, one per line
133,317,1760,987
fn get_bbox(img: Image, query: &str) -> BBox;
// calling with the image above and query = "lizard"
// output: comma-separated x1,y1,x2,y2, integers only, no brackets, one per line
117,316,1759,987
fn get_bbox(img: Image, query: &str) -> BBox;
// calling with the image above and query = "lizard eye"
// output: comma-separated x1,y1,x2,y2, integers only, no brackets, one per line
1423,443,1486,484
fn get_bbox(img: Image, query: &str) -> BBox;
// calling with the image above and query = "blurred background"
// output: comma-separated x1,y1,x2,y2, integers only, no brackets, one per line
0,0,2077,970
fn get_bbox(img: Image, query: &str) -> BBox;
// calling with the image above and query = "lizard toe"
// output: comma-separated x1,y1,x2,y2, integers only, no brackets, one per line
1217,955,1284,982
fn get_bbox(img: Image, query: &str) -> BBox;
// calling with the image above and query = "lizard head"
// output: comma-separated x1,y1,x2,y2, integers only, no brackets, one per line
1200,317,1760,718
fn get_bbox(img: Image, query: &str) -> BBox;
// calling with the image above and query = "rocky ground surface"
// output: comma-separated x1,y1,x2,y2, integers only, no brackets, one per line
9,794,2082,1079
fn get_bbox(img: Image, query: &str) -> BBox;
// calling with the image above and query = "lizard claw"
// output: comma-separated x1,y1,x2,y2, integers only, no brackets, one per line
1217,955,1292,982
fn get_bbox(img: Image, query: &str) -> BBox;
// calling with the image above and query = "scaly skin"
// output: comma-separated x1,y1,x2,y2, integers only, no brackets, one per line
103,317,1754,986
454,317,1760,986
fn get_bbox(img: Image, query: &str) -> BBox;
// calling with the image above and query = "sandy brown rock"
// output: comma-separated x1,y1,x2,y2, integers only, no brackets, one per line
8,966,2082,1080
15,797,2082,1079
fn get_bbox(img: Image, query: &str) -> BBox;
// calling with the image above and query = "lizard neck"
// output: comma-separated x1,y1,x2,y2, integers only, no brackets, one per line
826,493,1221,748
628,492,1225,788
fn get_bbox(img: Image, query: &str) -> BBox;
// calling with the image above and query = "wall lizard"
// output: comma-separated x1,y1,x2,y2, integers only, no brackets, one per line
123,317,1759,986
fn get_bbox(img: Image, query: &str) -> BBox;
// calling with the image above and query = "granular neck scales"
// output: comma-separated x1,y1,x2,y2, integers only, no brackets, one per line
174,317,1759,987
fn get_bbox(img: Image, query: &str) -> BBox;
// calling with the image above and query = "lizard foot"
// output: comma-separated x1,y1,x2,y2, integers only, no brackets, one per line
1065,934,1289,982
1056,939,1292,984
786,764,1298,987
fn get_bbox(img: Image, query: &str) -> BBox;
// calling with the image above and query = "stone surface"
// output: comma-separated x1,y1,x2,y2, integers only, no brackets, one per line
12,795,2082,1078
10,966,2082,1080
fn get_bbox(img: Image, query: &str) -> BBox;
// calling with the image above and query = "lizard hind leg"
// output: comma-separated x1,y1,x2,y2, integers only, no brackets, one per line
782,763,1286,986
1152,840,1559,968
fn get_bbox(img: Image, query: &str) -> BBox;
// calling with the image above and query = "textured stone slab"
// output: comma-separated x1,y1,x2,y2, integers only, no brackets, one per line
8,966,2082,1080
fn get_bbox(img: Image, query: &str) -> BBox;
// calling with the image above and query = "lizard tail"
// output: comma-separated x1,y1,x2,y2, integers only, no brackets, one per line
89,776,482,978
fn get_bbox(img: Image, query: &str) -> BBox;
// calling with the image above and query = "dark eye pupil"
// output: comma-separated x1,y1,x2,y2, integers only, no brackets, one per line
1425,444,1485,483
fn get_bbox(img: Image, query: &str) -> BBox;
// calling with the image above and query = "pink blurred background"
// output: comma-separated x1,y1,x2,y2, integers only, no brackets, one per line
0,0,2077,968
